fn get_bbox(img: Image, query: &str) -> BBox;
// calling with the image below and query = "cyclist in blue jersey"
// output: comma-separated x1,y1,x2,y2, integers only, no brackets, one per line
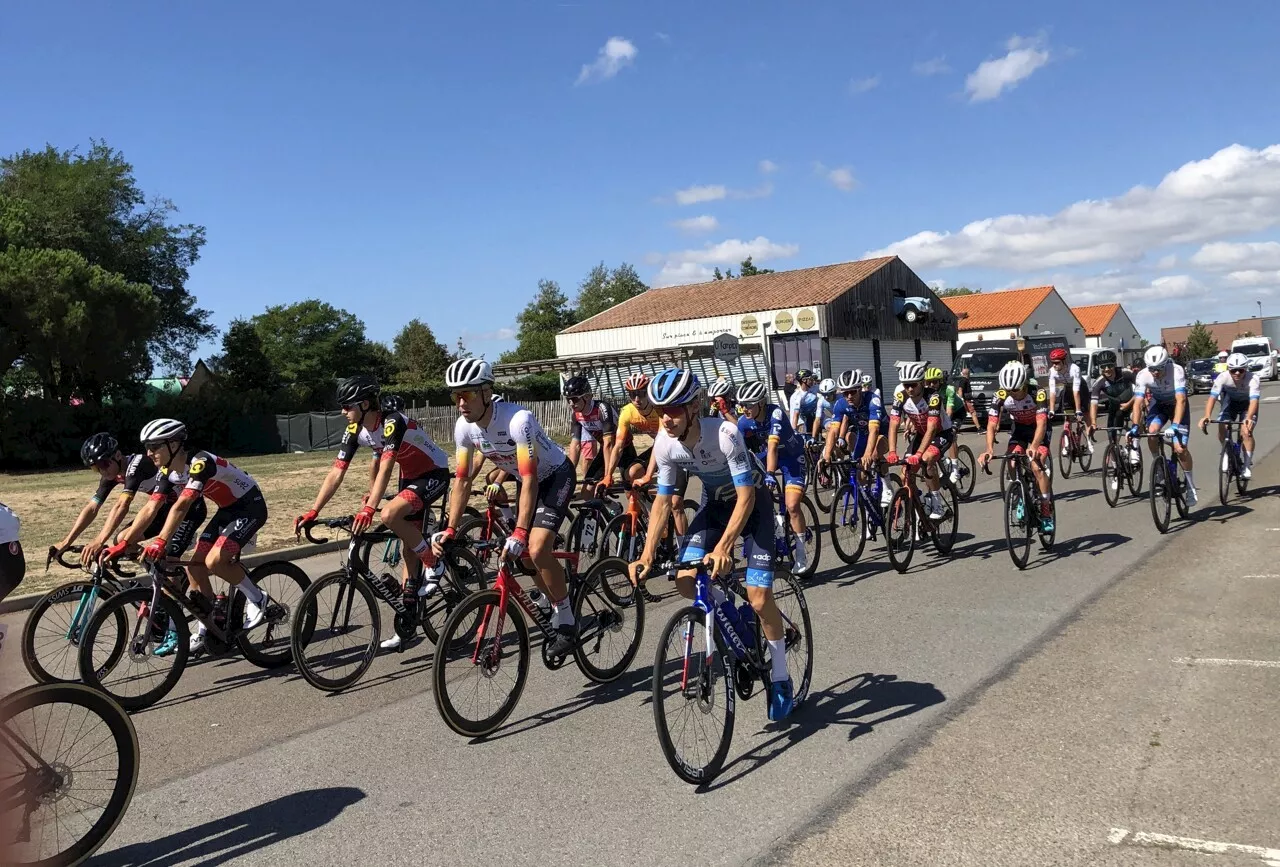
629,368,795,721
1199,351,1261,479
735,380,811,574
789,368,819,440
812,378,838,440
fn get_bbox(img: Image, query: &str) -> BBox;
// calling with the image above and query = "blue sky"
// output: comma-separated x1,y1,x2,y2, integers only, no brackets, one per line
5,1,1280,365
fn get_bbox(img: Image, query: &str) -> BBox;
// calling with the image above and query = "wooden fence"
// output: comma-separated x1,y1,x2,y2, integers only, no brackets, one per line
406,399,573,446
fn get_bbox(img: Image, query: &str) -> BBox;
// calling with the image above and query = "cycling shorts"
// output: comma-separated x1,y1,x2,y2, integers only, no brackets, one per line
396,468,451,522
514,458,575,533
908,427,955,459
0,541,25,604
778,456,806,491
1218,398,1256,424
1008,425,1050,459
680,487,776,588
1146,401,1188,444
195,490,267,560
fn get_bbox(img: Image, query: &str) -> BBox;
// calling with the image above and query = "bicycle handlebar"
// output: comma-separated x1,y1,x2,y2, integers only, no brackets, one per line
48,545,82,570
301,516,354,545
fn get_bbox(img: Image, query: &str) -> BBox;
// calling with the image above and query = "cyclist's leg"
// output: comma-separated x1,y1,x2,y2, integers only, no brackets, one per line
674,495,719,600
580,448,606,498
527,460,573,604
781,459,807,537
201,494,269,594
1145,404,1167,455
386,469,450,585
741,492,794,716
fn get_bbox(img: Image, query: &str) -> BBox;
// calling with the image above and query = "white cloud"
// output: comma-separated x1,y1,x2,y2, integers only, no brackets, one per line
1156,254,1179,269
1041,271,1212,308
913,56,952,76
867,143,1280,270
671,214,719,234
652,236,800,286
1224,269,1280,287
1190,240,1280,271
965,34,1050,102
462,326,517,341
575,37,637,85
758,159,779,174
849,75,881,94
926,278,948,292
815,162,857,192
655,31,671,43
674,184,726,205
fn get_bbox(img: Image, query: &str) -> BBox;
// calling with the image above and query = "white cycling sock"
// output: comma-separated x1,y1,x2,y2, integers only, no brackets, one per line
792,535,807,567
552,596,575,628
768,638,788,682
1245,450,1254,467
1183,470,1195,490
238,577,264,606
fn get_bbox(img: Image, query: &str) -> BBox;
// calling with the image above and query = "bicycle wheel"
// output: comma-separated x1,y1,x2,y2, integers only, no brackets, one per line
432,589,529,737
1079,430,1094,472
1038,493,1057,551
827,484,866,565
78,586,190,712
419,545,490,644
931,484,959,556
1219,439,1233,506
953,445,977,500
1150,457,1172,533
1057,430,1073,478
812,461,838,512
597,514,643,606
1126,443,1145,496
772,571,814,709
233,560,310,669
455,513,505,571
652,605,735,785
1,682,139,867
572,557,644,683
1172,459,1190,519
21,581,125,685
1102,445,1123,508
292,570,381,692
1004,479,1032,569
999,456,1017,498
1236,443,1250,496
778,496,821,579
884,487,916,573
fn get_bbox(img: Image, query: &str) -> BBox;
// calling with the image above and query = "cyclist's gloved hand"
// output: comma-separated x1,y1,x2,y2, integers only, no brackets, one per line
593,481,610,500
102,539,130,563
430,526,455,556
503,527,529,560
1198,418,1209,433
295,509,318,536
763,475,778,490
905,454,921,467
484,483,503,502
885,451,899,465
1075,410,1084,420
352,504,376,534
141,537,167,563
836,437,846,448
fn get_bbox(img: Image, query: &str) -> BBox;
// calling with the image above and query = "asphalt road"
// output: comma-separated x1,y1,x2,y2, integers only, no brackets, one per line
5,385,1279,867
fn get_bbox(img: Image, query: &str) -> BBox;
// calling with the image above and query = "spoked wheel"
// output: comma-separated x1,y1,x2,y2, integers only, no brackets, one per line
1057,430,1074,478
773,571,814,710
1078,429,1094,472
999,455,1018,498
1038,493,1057,552
1150,457,1172,533
1103,445,1123,508
432,590,529,738
931,484,959,556
1,682,140,866
828,484,866,565
78,587,190,712
1236,444,1250,497
597,514,644,606
571,557,644,683
455,513,506,573
234,560,311,669
420,545,490,644
884,487,916,574
22,581,125,685
812,461,839,511
783,497,823,579
1172,459,1190,520
291,571,380,693
953,445,977,500
1126,443,1145,496
1004,479,1033,569
1219,439,1234,506
652,606,734,785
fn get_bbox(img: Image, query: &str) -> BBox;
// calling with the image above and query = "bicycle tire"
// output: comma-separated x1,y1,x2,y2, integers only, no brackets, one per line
1004,479,1032,569
954,445,977,500
1172,458,1190,519
784,496,823,579
812,461,838,512
21,581,125,685
931,484,959,556
233,560,311,669
884,486,915,573
1150,457,1172,533
420,545,489,644
652,605,735,785
1038,493,1057,552
1236,442,1250,497
291,570,380,693
78,586,190,712
827,484,866,565
1219,439,1233,506
597,513,642,606
455,513,505,571
1126,443,1145,496
2,682,140,867
1079,431,1094,472
571,557,644,683
773,570,814,709
432,589,529,737
1057,430,1073,478
1102,445,1122,508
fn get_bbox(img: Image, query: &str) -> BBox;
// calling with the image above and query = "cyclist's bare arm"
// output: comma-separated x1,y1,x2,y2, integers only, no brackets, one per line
566,438,582,468
917,418,939,457
1173,392,1187,427
91,492,135,548
114,496,164,547
56,500,102,551
365,458,397,510
886,416,901,455
308,463,349,515
766,438,780,475
637,491,673,569
152,494,197,546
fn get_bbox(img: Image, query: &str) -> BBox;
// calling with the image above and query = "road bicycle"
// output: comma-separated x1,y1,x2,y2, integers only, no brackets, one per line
564,492,623,575
810,450,840,512
1056,413,1094,477
984,448,1056,569
943,443,977,501
1210,420,1249,505
1141,429,1192,534
432,548,644,738
882,458,958,573
826,458,895,566
77,554,310,711
766,474,822,580
1,680,139,866
291,516,486,692
20,547,142,685
1099,426,1145,507
651,560,813,784
597,484,699,604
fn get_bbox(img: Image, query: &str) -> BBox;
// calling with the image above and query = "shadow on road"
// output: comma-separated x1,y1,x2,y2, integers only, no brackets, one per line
1027,532,1131,568
90,786,366,866
475,663,655,743
1054,487,1100,502
700,672,945,791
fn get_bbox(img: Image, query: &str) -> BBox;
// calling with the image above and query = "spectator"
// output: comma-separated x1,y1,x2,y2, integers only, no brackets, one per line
783,372,797,402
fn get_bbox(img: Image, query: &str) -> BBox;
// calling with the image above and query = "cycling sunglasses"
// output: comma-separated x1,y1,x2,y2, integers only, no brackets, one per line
450,388,482,402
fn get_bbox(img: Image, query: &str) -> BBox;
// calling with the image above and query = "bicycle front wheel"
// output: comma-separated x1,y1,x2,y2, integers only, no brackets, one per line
1102,445,1122,508
1126,444,1145,496
572,557,644,683
784,496,823,579
432,589,529,738
773,571,814,709
235,560,311,669
953,445,977,500
1004,480,1032,570
884,487,916,573
652,606,735,785
1150,457,1172,533
931,484,959,556
1219,439,1233,506
78,586,190,712
1057,430,1073,478
420,545,489,644
597,513,644,606
1,682,139,867
828,484,866,565
812,461,838,511
291,570,380,692
22,581,124,685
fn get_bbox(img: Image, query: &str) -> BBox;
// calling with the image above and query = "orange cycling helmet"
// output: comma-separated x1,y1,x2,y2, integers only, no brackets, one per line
623,372,649,392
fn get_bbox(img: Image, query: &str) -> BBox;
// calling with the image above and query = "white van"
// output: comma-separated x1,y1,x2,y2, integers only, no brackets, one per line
1230,336,1279,381
1070,347,1118,385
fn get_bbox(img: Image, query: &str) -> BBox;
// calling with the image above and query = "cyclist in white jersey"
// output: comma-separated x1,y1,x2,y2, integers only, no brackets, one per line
434,358,578,657
1199,351,1261,478
628,368,795,721
1132,345,1197,505
1047,348,1092,456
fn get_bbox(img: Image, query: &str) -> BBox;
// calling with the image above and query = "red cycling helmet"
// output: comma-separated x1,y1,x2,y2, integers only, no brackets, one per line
623,373,650,392
1049,348,1068,363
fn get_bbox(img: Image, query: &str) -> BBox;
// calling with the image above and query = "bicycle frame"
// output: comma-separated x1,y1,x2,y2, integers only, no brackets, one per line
477,551,581,658
834,460,886,531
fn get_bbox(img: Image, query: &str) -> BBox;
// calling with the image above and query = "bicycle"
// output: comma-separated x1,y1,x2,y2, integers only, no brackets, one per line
943,443,977,501
1,681,139,866
291,517,487,692
21,547,142,685
766,474,822,580
826,459,894,566
1099,426,1145,507
565,492,623,575
810,451,841,512
1141,429,1191,533
597,484,698,603
882,457,959,573
1056,413,1094,478
431,549,644,737
77,554,310,711
1210,420,1249,505
984,448,1055,569
651,560,813,784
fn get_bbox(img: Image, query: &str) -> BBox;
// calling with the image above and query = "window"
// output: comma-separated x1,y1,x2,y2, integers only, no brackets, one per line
770,334,822,387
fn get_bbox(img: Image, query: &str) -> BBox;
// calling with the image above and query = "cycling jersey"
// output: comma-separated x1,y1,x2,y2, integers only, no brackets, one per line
816,396,837,430
790,388,819,429
569,400,619,446
942,384,965,415
1047,363,1082,402
1090,370,1136,407
1210,371,1262,404
890,390,954,432
0,500,19,544
615,402,661,444
988,388,1050,428
92,453,161,505
335,411,448,478
454,400,568,484
156,452,262,509
834,393,882,458
655,418,757,503
1134,362,1187,404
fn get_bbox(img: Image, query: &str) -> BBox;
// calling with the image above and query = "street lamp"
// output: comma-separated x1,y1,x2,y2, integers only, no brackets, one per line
1258,300,1263,319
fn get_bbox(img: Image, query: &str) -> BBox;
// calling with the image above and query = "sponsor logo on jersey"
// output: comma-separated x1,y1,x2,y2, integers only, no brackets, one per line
346,422,359,434
384,420,396,437
189,458,206,475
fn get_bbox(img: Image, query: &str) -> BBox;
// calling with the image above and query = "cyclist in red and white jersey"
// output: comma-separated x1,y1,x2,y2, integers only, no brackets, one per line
563,374,618,498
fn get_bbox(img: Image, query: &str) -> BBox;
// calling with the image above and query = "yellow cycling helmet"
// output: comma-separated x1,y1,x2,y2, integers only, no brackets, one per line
924,366,944,382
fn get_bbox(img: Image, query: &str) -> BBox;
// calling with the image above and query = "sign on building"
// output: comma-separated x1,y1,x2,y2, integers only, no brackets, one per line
713,332,741,363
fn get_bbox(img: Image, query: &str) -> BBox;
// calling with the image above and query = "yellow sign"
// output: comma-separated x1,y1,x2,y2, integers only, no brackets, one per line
740,314,759,337
775,310,794,332
796,308,817,331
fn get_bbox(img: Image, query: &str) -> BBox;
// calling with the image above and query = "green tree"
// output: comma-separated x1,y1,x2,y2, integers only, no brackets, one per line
249,300,370,403
1184,321,1218,359
392,319,451,387
500,279,576,363
0,142,212,374
360,340,397,385
937,286,981,297
737,256,774,277
210,318,277,393
574,262,648,321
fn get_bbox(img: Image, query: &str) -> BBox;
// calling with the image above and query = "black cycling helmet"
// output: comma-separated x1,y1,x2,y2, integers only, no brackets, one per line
380,393,405,413
336,374,380,407
562,375,591,399
81,432,119,466
1095,350,1118,368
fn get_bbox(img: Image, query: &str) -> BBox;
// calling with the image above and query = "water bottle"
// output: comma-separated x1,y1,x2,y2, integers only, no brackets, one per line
736,601,757,649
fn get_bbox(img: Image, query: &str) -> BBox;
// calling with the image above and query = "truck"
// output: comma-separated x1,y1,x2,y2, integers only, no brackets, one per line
1230,336,1279,381
951,333,1072,421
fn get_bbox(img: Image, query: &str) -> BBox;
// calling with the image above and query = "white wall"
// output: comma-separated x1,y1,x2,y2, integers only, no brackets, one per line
1024,292,1086,342
957,325,1025,345
1094,307,1143,353
555,306,819,357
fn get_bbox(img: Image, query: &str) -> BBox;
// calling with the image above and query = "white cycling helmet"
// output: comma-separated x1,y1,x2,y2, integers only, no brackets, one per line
1226,352,1250,371
707,378,734,399
817,377,837,396
899,361,927,383
997,361,1028,391
1217,350,1229,360
859,372,874,388
140,418,187,445
836,369,860,390
1143,345,1169,370
735,380,769,405
445,357,494,388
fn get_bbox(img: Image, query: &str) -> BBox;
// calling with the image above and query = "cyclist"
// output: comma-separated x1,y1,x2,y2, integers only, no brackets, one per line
979,362,1055,532
104,419,274,653
789,368,819,440
563,374,618,499
1133,345,1197,506
885,361,954,521
1047,348,1092,458
295,375,452,651
820,371,859,465
924,366,966,486
628,368,795,721
51,433,167,567
1199,351,1260,479
812,378,839,440
433,358,578,657
1213,350,1229,375
1087,350,1140,473
823,370,891,518
707,378,736,422
735,380,811,574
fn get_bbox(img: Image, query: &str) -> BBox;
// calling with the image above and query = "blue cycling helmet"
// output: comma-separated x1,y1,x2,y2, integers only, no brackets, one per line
647,368,702,407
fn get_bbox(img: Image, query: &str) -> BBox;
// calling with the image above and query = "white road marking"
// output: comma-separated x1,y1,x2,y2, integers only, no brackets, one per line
1173,657,1280,668
1242,574,1280,578
1109,828,1280,862
1264,396,1280,402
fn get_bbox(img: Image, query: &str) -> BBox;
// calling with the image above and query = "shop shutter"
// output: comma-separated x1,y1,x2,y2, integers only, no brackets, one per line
877,339,917,394
827,339,876,382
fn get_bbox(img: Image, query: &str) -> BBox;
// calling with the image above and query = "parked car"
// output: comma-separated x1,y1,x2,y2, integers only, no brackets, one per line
1186,358,1216,394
